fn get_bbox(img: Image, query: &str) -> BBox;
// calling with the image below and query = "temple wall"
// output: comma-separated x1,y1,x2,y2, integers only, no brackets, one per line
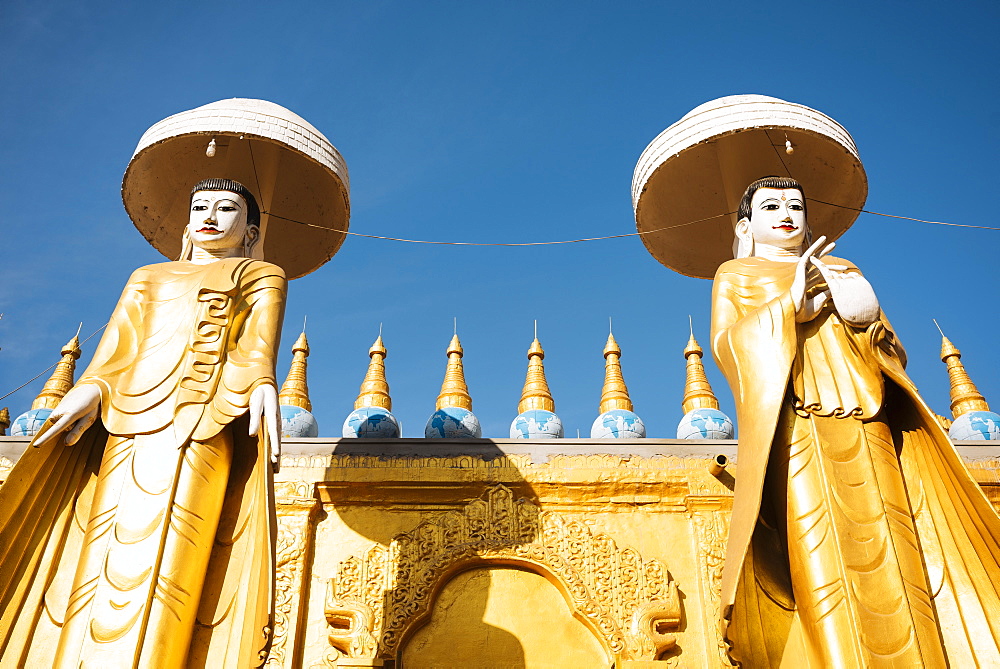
3,436,999,668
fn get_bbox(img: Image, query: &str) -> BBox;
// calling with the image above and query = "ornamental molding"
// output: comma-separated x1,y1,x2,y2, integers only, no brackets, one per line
320,485,682,665
265,492,322,668
692,509,736,667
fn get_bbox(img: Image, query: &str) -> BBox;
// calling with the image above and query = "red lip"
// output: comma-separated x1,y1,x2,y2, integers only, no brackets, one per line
774,225,797,231
197,227,222,234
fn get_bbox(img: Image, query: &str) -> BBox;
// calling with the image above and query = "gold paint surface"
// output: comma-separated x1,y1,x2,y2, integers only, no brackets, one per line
712,255,1000,666
401,567,610,668
0,258,285,668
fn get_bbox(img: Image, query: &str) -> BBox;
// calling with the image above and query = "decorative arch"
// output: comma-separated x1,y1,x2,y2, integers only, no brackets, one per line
321,485,682,665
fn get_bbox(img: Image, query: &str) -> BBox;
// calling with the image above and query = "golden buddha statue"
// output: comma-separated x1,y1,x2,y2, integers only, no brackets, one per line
0,98,349,668
713,176,1000,667
0,179,285,668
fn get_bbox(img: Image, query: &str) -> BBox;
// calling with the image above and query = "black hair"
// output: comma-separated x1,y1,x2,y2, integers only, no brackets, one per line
190,178,260,228
737,176,805,222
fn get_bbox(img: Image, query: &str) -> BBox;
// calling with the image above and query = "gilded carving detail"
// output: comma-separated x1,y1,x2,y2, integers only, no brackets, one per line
266,497,321,668
322,485,681,664
692,510,735,667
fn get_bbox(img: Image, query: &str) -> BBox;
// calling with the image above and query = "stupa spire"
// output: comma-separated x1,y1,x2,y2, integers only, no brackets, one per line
681,318,719,413
278,330,312,411
32,328,82,410
598,331,633,413
355,335,392,410
518,336,555,413
436,334,472,410
935,320,990,418
0,408,9,436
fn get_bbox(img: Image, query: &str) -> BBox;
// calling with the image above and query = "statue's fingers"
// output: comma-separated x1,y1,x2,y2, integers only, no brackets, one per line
804,236,827,258
36,412,74,447
817,241,837,258
248,389,262,436
64,412,96,446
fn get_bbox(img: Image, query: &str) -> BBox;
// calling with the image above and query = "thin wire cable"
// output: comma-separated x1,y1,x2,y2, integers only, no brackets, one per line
268,203,1000,244
809,198,1000,231
264,210,732,245
0,324,107,403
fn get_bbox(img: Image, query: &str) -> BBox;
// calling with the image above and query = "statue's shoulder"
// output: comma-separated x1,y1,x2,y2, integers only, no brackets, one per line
235,258,287,282
714,257,763,281
820,255,858,270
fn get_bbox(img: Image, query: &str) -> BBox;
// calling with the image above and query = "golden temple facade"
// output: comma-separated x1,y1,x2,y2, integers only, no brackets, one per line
2,333,999,668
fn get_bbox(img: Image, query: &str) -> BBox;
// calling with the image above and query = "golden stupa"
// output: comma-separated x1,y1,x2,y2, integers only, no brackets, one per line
355,335,392,411
31,333,82,411
279,331,313,412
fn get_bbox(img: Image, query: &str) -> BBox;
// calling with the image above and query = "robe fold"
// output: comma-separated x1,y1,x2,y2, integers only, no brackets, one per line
0,258,286,668
712,256,1000,667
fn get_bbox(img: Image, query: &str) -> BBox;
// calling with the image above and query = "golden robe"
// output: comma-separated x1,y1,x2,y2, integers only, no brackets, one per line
712,256,1000,668
0,258,286,668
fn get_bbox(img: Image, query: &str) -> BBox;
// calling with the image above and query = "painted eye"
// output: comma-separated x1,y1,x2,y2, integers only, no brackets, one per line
789,203,804,210
219,206,237,212
192,205,208,211
763,204,779,210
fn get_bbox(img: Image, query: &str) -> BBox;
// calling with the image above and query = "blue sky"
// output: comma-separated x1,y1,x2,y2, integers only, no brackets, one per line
1,1,998,438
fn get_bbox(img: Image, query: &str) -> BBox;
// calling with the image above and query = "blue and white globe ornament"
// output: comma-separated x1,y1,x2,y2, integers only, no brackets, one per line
510,409,563,439
343,406,400,439
426,406,482,439
677,407,735,440
949,411,1000,441
10,408,53,437
280,404,319,438
591,409,646,439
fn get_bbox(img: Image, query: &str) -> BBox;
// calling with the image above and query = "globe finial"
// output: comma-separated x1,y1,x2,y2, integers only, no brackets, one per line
519,336,554,413
278,330,312,411
32,331,83,410
355,335,392,410
681,323,719,414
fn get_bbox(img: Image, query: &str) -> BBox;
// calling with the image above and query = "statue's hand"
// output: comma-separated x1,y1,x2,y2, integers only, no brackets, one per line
36,383,101,447
249,383,281,467
793,236,836,322
810,258,880,326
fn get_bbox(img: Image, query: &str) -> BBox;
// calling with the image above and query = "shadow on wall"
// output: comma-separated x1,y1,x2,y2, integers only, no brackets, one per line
322,439,538,668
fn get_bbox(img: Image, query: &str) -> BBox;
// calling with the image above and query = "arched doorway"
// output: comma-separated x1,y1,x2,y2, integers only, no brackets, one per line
400,566,609,668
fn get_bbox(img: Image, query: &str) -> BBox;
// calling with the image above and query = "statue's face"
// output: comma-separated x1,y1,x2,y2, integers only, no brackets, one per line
187,190,249,252
746,187,807,250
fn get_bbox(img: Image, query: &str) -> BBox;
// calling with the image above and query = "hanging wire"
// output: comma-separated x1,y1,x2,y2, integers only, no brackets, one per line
0,324,107,403
262,210,734,245
266,205,1000,243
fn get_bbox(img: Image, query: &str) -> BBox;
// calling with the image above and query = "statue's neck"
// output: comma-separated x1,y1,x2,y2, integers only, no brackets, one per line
189,246,243,264
752,242,803,262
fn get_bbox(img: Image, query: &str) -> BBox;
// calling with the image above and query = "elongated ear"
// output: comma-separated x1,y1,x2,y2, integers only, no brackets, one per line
734,218,754,259
177,227,193,261
244,225,262,260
